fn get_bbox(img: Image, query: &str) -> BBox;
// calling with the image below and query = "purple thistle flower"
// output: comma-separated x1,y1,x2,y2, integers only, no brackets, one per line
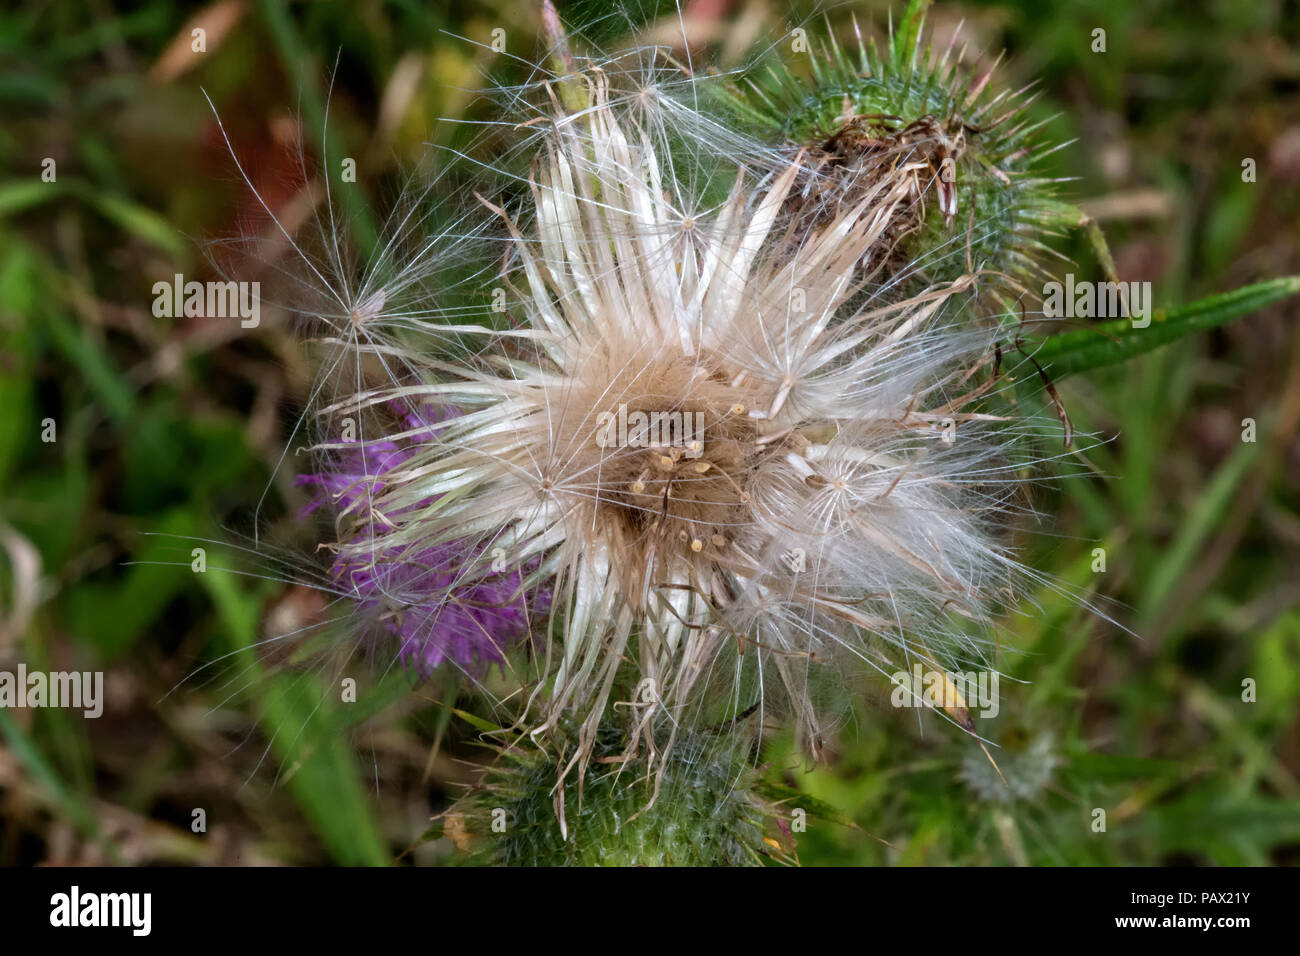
296,403,550,676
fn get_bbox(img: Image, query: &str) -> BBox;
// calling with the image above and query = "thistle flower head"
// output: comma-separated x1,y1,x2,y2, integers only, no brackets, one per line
297,403,549,677
326,66,1042,775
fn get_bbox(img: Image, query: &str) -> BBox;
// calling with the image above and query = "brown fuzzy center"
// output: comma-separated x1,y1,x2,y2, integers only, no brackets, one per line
550,346,771,590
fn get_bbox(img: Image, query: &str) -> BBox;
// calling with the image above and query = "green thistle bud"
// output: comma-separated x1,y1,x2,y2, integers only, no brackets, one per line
447,729,788,866
723,0,1084,309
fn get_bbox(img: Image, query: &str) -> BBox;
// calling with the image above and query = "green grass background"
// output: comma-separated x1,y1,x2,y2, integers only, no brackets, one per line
1,0,1299,865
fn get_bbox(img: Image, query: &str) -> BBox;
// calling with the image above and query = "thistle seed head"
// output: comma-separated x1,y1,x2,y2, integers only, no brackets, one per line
317,69,1043,773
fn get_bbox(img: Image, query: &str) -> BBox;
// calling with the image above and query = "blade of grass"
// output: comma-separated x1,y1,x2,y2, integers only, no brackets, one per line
1140,436,1260,624
1027,277,1300,380
201,566,389,865
0,709,118,861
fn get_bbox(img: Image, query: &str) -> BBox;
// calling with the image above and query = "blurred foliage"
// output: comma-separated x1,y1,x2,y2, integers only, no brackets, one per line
1,0,1299,865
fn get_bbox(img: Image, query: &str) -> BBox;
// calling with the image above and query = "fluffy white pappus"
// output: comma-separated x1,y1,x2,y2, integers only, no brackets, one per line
195,85,548,565
332,71,1052,770
465,23,790,214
